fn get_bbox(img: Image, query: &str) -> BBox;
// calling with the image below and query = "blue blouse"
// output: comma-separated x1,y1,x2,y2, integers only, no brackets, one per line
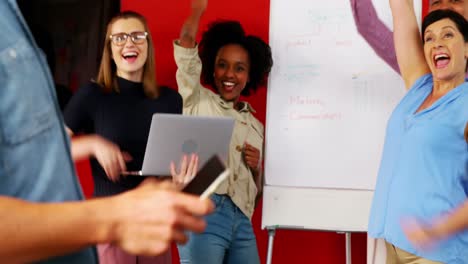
368,74,468,263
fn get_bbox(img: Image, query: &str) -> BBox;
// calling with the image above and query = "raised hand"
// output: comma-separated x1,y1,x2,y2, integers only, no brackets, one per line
191,0,208,12
179,0,208,48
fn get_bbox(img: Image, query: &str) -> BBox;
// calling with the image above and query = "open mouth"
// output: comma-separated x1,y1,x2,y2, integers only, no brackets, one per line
122,51,138,63
433,53,450,69
222,81,236,92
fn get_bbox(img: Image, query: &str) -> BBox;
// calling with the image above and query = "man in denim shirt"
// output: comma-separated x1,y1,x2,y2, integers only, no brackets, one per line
0,1,213,263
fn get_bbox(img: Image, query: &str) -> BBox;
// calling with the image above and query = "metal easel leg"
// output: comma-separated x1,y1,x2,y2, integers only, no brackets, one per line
266,228,276,264
345,232,352,264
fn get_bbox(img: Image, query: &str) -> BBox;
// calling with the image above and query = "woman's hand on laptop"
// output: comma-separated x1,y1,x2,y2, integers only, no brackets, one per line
90,135,132,181
170,154,199,189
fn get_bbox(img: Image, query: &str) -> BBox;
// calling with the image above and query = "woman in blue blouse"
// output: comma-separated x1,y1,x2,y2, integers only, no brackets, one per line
368,1,468,263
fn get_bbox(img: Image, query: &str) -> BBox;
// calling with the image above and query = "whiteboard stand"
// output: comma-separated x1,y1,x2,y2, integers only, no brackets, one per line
262,186,373,264
336,232,353,264
346,232,352,264
265,227,352,264
266,227,276,264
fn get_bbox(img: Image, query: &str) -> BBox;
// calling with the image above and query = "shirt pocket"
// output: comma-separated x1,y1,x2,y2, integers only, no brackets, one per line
0,38,55,145
248,121,264,155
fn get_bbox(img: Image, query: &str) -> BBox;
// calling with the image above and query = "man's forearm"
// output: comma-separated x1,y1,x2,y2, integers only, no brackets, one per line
0,196,113,263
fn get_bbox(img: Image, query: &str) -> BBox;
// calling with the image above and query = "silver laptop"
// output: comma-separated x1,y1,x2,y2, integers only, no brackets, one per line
122,113,235,176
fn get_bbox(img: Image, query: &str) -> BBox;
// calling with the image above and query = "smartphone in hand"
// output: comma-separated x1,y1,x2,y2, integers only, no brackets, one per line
182,155,229,199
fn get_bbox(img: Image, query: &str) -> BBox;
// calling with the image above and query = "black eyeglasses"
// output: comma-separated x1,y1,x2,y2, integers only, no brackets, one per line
109,32,148,46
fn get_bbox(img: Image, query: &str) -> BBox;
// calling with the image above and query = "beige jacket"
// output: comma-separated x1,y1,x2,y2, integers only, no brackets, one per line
174,42,263,219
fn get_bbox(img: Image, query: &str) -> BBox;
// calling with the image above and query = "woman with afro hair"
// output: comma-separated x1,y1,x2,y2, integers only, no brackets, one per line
173,0,272,263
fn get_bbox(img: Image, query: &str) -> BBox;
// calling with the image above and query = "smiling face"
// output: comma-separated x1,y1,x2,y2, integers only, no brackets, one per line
423,18,468,80
110,18,148,82
213,44,250,102
429,0,468,20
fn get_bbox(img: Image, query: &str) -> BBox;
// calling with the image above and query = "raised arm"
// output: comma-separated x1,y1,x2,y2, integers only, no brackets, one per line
350,0,400,74
174,0,209,111
0,179,212,263
390,0,430,89
178,0,207,48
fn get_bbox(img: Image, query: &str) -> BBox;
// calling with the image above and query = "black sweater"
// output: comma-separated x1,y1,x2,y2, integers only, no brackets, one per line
64,77,182,196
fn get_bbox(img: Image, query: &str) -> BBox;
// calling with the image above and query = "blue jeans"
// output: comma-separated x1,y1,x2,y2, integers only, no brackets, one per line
178,194,260,264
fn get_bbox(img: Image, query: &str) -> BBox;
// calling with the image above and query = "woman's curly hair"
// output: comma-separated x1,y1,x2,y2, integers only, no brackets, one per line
199,20,273,96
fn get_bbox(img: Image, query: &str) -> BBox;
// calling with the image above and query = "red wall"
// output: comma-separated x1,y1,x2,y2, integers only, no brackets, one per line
76,1,430,263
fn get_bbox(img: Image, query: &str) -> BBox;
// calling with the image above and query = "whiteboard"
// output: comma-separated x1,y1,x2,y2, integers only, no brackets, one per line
262,0,420,231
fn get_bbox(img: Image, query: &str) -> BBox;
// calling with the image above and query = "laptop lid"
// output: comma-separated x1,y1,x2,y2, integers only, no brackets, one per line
137,113,234,176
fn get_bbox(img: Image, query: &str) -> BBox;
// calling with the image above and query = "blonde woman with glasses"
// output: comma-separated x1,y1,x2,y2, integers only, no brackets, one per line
64,11,196,264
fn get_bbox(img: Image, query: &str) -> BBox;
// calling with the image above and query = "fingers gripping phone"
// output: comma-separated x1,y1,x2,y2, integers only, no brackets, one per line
182,155,230,199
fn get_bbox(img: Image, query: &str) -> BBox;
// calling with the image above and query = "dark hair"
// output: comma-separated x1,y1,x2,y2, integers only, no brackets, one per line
199,21,273,96
422,9,468,43
423,10,468,72
97,11,158,98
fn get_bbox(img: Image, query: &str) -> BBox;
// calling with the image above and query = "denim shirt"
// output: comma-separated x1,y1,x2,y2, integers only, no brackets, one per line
0,1,97,263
